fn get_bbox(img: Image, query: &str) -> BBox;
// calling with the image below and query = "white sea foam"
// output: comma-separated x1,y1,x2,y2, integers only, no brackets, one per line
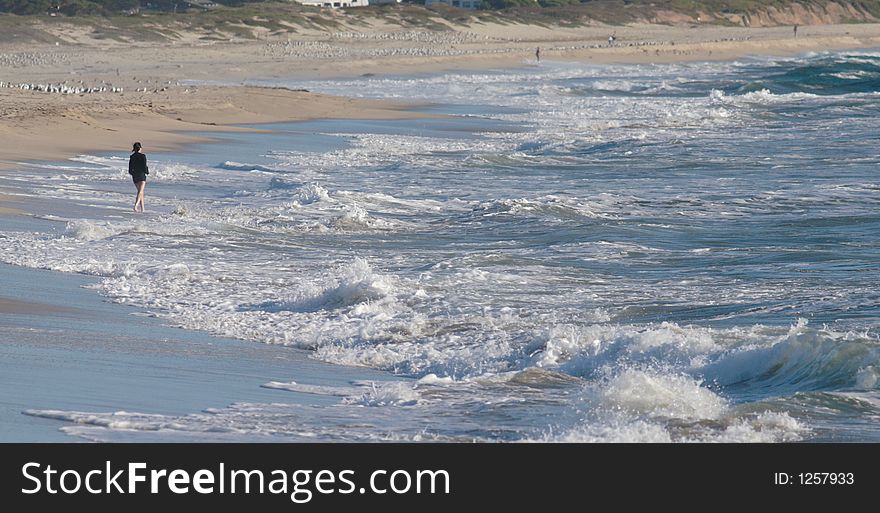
709,412,808,443
341,381,421,407
543,407,807,443
23,388,810,443
737,89,820,104
701,320,880,393
150,163,209,182
219,161,281,173
262,381,361,396
854,366,878,389
531,322,720,374
64,220,122,241
25,410,191,432
826,71,876,80
551,420,674,443
417,373,457,385
601,370,726,420
589,80,638,92
330,204,395,231
35,157,215,183
264,258,396,313
474,196,610,221
292,183,330,205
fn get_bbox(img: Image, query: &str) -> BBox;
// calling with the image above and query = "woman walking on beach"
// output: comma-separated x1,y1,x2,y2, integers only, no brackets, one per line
128,142,149,212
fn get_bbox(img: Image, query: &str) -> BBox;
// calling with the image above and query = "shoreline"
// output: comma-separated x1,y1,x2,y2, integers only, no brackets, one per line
0,23,878,176
0,86,434,172
0,258,398,441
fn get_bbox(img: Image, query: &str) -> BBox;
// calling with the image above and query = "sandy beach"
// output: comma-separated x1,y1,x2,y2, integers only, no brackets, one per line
0,297,75,314
0,85,432,169
1,21,878,170
0,192,23,215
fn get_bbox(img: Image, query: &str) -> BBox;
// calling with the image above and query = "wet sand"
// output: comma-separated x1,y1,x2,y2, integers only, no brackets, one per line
0,262,397,441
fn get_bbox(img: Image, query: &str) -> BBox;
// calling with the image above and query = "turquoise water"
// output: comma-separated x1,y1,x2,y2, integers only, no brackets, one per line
1,51,879,441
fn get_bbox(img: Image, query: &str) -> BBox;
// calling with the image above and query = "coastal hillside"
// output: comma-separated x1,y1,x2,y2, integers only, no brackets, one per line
0,1,878,44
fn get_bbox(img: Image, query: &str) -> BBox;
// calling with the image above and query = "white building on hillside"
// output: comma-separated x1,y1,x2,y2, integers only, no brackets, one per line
294,0,369,7
425,0,481,9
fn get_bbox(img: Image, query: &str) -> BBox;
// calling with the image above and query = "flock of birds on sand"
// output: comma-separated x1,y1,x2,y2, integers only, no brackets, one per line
0,81,125,94
263,33,754,59
0,52,125,95
0,80,172,95
2,33,756,95
0,51,180,96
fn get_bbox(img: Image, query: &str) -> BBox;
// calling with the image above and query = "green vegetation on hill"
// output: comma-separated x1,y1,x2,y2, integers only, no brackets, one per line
0,0,878,18
0,0,273,16
0,0,137,15
0,1,877,44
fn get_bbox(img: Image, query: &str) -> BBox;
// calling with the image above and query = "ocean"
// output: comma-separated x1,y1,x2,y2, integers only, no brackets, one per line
1,51,879,442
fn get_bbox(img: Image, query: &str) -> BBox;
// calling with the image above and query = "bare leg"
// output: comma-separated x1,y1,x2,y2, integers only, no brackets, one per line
138,181,146,212
134,181,146,212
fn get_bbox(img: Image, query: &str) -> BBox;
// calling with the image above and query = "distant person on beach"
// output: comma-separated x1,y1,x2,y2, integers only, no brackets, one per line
536,47,541,62
793,25,798,38
128,142,149,212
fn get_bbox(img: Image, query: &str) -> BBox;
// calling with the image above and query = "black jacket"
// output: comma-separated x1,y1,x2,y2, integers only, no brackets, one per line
129,152,149,180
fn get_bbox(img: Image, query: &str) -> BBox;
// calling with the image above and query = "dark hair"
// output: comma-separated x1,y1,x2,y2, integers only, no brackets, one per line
132,142,142,153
